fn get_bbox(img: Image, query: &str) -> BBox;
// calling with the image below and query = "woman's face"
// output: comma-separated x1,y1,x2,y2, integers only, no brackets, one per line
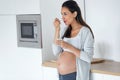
61,7,76,26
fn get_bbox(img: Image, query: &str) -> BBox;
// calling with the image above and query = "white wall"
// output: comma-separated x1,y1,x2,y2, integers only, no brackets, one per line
41,0,85,62
0,0,43,80
85,0,120,62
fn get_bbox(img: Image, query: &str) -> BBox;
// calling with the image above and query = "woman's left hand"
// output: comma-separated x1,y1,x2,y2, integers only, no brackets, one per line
57,40,71,49
57,40,80,57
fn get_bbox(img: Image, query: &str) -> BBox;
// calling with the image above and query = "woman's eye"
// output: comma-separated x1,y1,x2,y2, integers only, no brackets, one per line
61,12,68,16
63,13,67,16
64,13,67,15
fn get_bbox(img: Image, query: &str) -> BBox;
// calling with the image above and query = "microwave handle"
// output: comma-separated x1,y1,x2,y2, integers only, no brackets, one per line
34,34,37,39
34,26,38,38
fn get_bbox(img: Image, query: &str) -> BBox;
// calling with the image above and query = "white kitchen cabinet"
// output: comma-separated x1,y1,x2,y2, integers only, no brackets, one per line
0,0,40,14
91,73,120,80
15,0,40,14
103,74,120,80
91,73,104,80
42,66,120,80
0,0,16,14
42,67,58,80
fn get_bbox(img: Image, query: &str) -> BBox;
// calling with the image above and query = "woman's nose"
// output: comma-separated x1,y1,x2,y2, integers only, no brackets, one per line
62,17,65,21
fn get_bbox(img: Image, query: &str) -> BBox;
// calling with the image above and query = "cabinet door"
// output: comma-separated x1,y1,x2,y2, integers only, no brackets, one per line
91,73,120,80
0,0,40,14
103,74,120,80
42,67,59,80
0,0,16,14
91,73,103,80
16,0,40,14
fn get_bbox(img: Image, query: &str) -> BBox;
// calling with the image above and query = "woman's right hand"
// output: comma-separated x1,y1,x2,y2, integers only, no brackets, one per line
54,18,61,30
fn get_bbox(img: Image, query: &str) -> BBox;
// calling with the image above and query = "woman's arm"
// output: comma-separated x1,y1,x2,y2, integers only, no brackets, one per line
52,18,62,56
79,29,94,63
53,18,61,44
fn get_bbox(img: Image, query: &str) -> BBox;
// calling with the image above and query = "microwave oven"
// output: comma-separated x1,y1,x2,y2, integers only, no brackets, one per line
16,14,42,48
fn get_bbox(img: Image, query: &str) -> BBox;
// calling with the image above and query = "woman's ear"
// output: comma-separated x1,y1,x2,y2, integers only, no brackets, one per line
74,11,77,17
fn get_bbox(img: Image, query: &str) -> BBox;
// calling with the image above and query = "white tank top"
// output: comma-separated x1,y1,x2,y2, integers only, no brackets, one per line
62,27,83,53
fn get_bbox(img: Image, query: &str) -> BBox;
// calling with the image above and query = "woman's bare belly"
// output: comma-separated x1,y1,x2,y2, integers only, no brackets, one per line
57,51,76,75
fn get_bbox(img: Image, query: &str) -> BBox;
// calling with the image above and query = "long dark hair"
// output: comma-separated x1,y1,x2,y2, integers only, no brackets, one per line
62,0,94,39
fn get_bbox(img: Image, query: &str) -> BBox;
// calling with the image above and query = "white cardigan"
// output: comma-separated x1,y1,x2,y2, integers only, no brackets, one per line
52,26,94,80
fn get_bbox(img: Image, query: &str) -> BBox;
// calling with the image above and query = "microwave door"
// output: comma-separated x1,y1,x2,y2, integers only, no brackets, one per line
20,23,37,42
21,23,34,38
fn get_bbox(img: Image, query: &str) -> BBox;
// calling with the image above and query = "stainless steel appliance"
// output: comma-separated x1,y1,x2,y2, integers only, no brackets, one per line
16,14,42,48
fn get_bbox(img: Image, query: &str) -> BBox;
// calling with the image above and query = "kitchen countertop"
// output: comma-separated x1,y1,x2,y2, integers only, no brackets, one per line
42,58,120,76
91,60,120,76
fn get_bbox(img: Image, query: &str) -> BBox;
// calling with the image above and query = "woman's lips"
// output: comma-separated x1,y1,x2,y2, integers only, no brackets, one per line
64,21,66,23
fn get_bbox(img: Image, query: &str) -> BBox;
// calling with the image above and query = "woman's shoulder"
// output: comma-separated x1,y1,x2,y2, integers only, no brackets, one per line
81,26,90,32
79,26,91,35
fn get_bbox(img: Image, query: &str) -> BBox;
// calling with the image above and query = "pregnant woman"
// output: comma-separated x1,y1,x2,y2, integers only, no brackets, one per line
52,0,94,80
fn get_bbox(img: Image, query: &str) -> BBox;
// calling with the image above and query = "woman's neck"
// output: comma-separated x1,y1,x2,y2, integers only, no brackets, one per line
71,21,82,30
